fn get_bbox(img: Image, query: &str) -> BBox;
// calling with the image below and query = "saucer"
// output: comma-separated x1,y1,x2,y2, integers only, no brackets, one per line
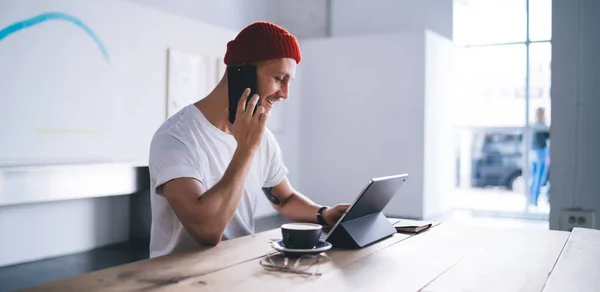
270,240,332,257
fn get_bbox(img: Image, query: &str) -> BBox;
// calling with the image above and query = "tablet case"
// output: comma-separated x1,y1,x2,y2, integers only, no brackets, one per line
326,212,396,249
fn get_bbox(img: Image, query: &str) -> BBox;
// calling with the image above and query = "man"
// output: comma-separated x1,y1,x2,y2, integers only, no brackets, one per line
148,21,350,258
529,107,550,207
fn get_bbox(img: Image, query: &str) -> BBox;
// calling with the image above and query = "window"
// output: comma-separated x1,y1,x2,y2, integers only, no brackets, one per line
456,45,526,100
454,44,527,127
454,0,527,46
529,0,552,41
453,0,552,212
453,0,552,127
528,42,552,123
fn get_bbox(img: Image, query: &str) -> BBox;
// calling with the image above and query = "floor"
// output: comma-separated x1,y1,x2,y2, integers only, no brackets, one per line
0,216,291,292
0,209,547,292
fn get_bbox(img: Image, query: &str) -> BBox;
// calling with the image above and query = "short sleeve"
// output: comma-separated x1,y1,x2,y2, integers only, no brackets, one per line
149,133,204,194
263,129,289,188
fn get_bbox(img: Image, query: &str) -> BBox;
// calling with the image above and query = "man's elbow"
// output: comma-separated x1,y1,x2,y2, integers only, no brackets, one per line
200,235,222,246
193,228,224,247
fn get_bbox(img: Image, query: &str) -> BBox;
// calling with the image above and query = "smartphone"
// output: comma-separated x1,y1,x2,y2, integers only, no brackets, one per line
227,64,258,124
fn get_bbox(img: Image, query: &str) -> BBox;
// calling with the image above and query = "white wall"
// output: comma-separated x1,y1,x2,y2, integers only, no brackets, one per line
122,0,270,31
331,0,453,40
550,0,600,230
122,0,454,41
263,0,329,38
297,30,454,220
0,0,238,266
123,0,330,39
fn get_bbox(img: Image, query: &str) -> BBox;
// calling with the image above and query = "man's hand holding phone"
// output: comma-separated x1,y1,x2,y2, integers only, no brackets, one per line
230,88,268,154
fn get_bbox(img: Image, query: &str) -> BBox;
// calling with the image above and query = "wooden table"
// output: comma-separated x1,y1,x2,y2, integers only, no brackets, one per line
23,220,600,292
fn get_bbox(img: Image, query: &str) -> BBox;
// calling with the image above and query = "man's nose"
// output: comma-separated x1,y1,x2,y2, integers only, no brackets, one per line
279,85,289,99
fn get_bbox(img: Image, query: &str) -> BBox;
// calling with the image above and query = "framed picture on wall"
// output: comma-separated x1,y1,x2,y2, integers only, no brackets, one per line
216,57,227,83
166,48,210,119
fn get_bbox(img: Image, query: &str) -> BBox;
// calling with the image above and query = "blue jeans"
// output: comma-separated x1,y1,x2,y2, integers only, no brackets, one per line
529,148,549,206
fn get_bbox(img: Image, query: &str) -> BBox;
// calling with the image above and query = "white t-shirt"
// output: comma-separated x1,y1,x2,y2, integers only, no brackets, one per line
148,104,288,258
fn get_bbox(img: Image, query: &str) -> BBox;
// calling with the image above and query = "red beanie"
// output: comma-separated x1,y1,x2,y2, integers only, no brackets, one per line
224,21,301,66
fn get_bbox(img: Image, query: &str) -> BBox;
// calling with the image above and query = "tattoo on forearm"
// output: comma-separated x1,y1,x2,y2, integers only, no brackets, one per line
262,187,281,205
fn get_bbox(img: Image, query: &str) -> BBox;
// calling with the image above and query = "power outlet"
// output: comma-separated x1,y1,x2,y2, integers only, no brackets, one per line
559,209,595,231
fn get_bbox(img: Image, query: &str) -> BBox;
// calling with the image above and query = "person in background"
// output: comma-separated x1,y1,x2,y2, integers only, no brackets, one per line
529,107,550,207
147,21,350,258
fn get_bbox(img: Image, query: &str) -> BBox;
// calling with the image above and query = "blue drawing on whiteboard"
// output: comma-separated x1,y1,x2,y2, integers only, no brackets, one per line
0,12,109,62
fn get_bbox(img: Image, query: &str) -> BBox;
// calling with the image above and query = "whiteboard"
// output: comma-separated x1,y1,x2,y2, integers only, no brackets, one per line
0,3,238,166
0,11,120,165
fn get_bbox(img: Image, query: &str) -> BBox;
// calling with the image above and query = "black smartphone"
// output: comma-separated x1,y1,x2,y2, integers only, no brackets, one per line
227,64,258,124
